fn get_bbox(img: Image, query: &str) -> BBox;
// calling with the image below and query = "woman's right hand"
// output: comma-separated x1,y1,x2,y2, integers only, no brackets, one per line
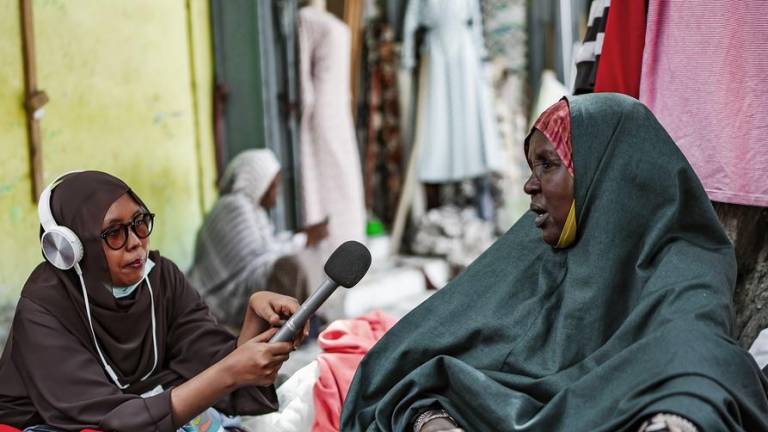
300,218,330,247
171,327,293,427
224,327,293,387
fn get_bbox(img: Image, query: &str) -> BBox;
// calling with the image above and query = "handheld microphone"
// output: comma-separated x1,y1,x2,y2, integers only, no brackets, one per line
270,240,372,343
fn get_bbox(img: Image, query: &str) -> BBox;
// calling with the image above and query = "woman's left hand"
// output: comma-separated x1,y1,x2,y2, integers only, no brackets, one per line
238,292,309,348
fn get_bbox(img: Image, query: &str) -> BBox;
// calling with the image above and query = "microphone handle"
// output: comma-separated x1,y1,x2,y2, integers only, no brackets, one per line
270,278,338,343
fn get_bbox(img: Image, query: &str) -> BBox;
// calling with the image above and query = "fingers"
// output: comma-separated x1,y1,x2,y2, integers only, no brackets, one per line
277,299,300,317
263,353,290,375
249,292,282,324
253,327,279,343
264,341,294,355
270,298,300,327
253,347,290,367
251,292,301,325
257,303,282,326
269,353,290,365
286,297,300,312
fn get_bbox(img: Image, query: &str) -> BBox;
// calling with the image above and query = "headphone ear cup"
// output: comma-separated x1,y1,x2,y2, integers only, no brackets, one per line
41,226,84,270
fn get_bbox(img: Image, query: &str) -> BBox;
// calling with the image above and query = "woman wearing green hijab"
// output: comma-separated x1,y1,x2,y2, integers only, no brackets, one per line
341,94,768,431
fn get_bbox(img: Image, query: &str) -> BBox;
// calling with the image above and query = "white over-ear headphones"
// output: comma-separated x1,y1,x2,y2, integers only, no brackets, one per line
38,171,84,271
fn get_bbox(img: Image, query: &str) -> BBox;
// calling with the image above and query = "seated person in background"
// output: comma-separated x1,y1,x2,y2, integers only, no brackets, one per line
0,171,307,431
341,94,768,431
187,149,328,328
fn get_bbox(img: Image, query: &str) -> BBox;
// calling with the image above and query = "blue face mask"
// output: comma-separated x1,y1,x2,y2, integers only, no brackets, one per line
108,258,155,298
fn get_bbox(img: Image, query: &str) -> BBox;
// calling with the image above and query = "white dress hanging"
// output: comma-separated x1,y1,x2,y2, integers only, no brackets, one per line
402,0,502,183
298,6,366,320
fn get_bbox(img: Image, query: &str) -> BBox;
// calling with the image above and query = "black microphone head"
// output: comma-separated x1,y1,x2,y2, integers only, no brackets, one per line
324,240,372,288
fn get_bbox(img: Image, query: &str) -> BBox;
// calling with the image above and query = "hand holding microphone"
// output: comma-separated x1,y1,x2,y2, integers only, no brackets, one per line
226,241,371,389
237,291,305,348
270,240,372,343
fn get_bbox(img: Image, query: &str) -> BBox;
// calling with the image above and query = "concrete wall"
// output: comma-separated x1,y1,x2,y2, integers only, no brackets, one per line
0,0,217,304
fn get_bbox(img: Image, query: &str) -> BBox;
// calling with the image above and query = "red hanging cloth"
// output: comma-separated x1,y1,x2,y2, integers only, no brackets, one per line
594,0,647,97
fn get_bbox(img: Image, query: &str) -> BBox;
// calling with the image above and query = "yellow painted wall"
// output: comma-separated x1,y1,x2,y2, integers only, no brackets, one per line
0,0,217,302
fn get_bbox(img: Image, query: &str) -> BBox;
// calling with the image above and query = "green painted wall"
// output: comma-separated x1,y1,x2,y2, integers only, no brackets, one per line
0,0,217,302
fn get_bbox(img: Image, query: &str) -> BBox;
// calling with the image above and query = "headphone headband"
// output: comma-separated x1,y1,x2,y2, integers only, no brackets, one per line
38,171,83,230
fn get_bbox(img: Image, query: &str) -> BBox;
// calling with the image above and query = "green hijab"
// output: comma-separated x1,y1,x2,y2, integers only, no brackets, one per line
341,94,768,431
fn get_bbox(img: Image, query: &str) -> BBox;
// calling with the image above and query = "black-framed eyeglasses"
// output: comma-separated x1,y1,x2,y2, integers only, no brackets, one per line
100,213,155,250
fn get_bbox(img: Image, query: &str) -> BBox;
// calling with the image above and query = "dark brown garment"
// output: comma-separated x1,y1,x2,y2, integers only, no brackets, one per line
0,171,276,431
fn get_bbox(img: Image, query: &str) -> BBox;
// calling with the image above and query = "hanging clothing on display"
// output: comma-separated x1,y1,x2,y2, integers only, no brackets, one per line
362,20,403,226
479,0,526,73
401,0,501,183
593,0,646,98
298,5,366,320
479,0,530,228
572,0,609,95
381,0,409,42
639,0,768,207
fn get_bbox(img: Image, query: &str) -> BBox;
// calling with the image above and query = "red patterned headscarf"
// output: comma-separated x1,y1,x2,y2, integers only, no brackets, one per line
530,99,573,175
525,98,577,249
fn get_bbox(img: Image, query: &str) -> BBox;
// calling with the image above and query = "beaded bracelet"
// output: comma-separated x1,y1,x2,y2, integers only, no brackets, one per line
638,413,698,432
413,409,458,432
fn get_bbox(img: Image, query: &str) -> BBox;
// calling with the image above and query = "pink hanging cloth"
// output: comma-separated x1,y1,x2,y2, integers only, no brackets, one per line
311,310,398,432
639,0,768,207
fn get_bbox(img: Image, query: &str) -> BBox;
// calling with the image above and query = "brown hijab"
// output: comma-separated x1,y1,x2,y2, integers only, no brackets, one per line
32,171,157,385
0,171,276,430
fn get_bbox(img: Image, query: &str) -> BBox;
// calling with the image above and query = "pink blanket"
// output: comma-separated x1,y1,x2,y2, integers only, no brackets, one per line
639,0,768,207
312,311,398,432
